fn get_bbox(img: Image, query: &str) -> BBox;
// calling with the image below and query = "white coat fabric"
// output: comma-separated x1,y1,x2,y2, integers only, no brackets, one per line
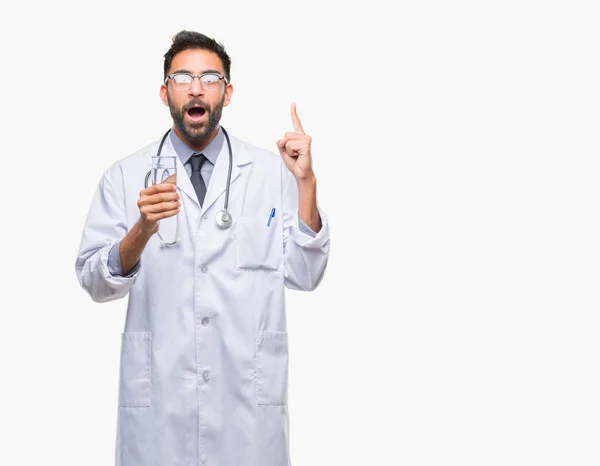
74,131,330,466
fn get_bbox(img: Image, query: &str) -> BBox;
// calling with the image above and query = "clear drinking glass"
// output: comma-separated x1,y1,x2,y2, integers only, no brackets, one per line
150,156,179,246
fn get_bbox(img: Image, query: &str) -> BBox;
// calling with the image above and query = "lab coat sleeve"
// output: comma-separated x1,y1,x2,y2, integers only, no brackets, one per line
282,167,330,291
75,171,141,303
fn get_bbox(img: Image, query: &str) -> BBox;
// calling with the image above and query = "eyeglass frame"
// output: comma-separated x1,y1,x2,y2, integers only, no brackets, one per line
164,71,230,91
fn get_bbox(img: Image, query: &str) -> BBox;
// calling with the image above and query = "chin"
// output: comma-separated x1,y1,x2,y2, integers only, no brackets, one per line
185,124,206,138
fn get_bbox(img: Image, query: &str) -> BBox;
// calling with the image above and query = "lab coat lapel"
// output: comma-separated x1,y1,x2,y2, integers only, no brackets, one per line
201,133,252,214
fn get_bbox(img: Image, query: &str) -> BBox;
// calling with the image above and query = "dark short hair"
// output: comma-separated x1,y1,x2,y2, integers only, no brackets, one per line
163,30,231,82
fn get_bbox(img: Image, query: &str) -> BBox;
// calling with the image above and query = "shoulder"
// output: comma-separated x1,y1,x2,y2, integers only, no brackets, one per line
92,139,162,198
229,133,284,171
228,133,293,191
101,140,160,182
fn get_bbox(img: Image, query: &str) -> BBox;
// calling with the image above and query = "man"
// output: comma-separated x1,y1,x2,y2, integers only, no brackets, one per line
74,30,330,466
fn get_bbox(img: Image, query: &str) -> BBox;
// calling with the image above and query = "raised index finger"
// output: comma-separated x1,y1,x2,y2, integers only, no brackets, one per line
290,102,305,135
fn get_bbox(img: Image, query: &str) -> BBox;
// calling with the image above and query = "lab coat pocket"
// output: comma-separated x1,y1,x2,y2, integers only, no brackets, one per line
118,332,151,407
255,331,289,406
236,215,281,271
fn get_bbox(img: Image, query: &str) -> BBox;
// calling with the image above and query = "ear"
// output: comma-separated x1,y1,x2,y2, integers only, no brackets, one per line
223,83,234,107
160,84,169,107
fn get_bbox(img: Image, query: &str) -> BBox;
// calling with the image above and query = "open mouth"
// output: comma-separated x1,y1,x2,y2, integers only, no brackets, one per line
186,106,207,123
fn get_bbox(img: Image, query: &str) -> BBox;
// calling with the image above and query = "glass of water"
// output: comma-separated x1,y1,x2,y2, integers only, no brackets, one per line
150,156,179,246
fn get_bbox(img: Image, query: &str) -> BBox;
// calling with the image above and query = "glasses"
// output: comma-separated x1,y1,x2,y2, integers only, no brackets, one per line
165,72,228,92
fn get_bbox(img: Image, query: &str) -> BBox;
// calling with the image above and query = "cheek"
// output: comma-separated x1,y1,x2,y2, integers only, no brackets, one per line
168,95,185,111
208,94,225,110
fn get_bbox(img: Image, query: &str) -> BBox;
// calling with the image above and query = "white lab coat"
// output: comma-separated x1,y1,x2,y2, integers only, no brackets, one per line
74,131,330,466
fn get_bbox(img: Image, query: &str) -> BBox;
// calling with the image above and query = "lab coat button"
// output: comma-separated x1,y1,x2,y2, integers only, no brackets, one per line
200,266,208,273
202,370,211,382
201,317,210,326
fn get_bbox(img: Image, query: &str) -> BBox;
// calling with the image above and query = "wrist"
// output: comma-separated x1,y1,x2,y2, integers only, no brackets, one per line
297,173,316,189
136,217,158,238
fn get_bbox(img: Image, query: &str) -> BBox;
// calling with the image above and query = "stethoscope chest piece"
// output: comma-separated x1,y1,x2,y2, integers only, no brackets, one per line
215,210,233,229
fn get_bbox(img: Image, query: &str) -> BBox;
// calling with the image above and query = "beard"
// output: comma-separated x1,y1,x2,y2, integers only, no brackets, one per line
167,91,224,142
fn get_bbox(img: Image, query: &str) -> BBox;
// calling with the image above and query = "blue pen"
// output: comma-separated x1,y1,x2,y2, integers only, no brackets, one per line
267,208,276,226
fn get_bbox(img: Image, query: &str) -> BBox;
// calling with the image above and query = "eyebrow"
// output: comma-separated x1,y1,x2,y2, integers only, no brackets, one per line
171,68,222,75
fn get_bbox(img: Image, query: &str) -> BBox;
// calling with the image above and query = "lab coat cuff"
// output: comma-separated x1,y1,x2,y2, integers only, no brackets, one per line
291,207,330,249
99,241,141,286
107,240,123,276
108,239,141,277
297,215,318,238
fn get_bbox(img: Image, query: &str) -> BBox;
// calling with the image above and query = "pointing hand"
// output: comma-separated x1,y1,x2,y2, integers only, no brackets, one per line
276,102,315,182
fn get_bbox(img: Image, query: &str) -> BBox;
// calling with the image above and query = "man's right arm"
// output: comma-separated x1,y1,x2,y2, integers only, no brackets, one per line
75,173,142,303
75,172,179,302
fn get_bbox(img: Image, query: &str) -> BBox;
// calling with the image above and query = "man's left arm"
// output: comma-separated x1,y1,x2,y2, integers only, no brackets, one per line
277,103,330,291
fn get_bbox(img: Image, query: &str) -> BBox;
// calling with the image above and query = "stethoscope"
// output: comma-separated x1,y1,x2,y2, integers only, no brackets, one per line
144,126,234,247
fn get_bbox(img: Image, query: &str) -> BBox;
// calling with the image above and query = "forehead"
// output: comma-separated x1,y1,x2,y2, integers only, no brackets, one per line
169,48,224,74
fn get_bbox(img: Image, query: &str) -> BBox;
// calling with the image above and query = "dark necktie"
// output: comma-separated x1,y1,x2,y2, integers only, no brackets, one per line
189,153,207,206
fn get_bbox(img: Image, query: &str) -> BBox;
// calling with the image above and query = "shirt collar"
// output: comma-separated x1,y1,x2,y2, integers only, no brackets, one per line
169,126,224,166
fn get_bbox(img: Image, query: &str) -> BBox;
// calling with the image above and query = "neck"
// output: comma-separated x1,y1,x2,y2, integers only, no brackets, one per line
174,125,220,152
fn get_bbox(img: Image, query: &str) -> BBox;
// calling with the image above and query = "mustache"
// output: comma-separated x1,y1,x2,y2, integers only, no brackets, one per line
183,100,210,113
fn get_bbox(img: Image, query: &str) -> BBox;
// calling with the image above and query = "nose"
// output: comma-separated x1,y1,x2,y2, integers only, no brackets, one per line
189,76,205,97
